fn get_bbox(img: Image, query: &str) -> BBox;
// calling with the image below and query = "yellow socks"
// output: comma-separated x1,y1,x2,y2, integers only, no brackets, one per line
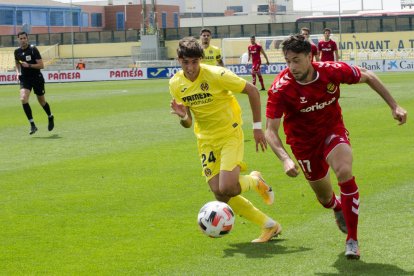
238,175,257,193
227,195,271,227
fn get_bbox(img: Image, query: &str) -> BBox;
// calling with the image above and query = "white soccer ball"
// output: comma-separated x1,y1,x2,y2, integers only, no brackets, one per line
197,201,235,238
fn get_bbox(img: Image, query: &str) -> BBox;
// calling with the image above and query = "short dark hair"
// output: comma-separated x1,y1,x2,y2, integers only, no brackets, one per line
300,27,310,34
177,37,204,59
323,28,332,33
282,34,311,55
17,31,28,37
200,28,211,35
250,35,256,39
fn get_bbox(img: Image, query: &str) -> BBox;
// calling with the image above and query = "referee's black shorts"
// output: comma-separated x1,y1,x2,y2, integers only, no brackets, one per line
19,73,45,96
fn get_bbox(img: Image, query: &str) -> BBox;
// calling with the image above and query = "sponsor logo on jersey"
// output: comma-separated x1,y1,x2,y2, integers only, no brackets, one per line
300,96,336,113
321,47,332,52
326,82,338,94
300,97,307,103
181,93,213,106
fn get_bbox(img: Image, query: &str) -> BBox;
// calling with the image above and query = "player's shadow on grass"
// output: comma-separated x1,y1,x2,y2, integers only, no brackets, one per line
223,239,311,259
315,253,413,275
32,134,62,139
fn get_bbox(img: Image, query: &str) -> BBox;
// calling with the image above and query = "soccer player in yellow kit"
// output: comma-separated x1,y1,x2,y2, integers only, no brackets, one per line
169,37,281,242
199,28,224,66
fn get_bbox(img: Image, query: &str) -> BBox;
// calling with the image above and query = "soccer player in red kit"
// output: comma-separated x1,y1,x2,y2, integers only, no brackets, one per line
248,36,270,91
318,28,339,61
265,34,407,259
300,27,319,61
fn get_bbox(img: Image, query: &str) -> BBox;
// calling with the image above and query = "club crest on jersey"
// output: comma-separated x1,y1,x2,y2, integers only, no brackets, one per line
204,168,212,177
200,82,209,91
326,82,338,94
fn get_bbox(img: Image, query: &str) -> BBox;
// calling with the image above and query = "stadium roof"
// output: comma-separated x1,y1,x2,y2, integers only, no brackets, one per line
0,0,71,7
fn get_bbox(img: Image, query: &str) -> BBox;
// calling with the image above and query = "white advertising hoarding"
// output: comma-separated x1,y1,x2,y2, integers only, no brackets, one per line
0,68,147,85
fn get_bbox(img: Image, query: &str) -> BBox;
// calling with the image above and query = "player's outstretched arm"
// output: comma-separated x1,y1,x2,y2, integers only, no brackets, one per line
358,67,408,125
242,82,267,152
170,99,192,128
265,118,299,177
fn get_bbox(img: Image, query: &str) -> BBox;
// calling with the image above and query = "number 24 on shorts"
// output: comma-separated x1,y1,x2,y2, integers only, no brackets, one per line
201,151,216,167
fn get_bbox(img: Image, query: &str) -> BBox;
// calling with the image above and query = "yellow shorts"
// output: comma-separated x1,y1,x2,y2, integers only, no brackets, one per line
197,127,247,181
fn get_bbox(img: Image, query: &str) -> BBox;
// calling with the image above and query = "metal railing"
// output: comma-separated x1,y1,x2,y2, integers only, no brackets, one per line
4,17,411,48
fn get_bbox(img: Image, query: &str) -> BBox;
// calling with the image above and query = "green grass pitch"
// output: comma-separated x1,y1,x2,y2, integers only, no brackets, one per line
0,73,413,274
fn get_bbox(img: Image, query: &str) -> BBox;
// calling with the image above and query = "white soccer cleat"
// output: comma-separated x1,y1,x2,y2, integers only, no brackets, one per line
345,238,360,260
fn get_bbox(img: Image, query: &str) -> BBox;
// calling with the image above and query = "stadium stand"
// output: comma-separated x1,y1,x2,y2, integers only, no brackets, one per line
0,51,15,72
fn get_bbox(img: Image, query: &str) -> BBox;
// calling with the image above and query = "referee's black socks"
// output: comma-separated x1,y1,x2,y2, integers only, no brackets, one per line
42,102,52,117
22,103,33,121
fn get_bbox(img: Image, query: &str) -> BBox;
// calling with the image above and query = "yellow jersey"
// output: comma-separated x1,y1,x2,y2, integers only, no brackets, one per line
169,64,247,140
201,44,222,66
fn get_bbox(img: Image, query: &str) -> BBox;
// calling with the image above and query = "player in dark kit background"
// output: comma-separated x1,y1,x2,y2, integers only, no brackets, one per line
14,31,54,135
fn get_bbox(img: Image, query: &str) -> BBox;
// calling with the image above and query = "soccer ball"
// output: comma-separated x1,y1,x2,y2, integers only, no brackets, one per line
197,201,235,238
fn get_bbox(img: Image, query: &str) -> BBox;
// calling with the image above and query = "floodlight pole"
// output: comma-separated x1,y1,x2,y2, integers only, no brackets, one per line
352,35,357,65
338,0,342,60
70,0,75,69
201,0,204,28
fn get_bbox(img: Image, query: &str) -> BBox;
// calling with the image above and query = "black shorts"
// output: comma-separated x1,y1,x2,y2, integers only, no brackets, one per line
19,73,45,96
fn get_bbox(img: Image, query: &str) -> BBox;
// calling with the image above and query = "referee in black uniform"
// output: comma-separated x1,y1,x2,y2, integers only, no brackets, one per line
14,31,54,135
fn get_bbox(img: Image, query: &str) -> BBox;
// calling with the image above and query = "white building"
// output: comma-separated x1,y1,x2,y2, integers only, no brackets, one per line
180,0,297,27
